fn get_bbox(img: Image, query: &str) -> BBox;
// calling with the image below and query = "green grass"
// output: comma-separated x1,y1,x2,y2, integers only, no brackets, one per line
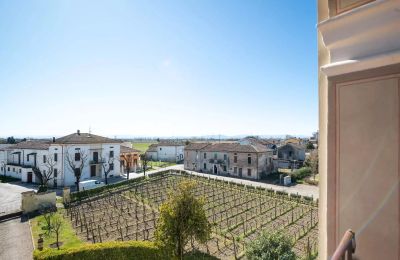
31,209,84,250
0,175,19,183
148,161,176,168
132,142,156,152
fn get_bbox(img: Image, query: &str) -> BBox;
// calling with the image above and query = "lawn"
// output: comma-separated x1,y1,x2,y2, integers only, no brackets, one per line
0,175,19,183
148,161,176,168
31,208,84,250
132,142,156,153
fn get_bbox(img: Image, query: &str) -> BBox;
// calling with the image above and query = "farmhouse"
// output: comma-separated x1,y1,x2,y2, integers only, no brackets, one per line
145,141,185,162
0,130,122,187
184,141,273,179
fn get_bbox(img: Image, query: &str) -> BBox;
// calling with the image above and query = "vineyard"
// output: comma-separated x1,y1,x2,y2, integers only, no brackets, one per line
65,172,318,259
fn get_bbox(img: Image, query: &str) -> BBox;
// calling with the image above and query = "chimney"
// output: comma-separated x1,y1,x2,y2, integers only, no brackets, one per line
52,137,55,143
77,130,80,135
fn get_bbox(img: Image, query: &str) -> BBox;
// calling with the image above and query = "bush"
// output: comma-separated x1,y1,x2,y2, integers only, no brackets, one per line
33,241,170,260
290,167,311,182
246,231,296,260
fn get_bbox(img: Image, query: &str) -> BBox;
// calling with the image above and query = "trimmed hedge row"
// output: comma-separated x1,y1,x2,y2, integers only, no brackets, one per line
33,241,171,260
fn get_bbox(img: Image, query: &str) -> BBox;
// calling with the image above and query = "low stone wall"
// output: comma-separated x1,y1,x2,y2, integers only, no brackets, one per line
21,191,56,214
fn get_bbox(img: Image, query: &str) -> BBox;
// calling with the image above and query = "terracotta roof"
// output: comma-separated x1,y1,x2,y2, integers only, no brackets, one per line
202,142,268,153
184,143,211,151
54,133,122,144
121,146,141,154
157,141,185,146
146,144,158,152
5,141,50,150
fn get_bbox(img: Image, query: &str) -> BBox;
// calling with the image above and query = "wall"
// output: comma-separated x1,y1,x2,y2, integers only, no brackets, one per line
318,0,400,258
21,191,56,214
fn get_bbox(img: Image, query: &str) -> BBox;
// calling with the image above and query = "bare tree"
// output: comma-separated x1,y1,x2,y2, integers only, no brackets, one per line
66,149,88,192
33,155,61,192
51,214,63,250
101,157,114,185
140,153,149,178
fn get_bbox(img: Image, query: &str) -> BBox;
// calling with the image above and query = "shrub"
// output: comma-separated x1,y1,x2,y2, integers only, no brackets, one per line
246,231,296,260
290,167,311,182
33,241,169,260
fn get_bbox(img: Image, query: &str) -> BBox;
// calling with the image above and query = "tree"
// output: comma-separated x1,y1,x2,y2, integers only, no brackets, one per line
155,180,211,259
246,231,296,260
66,149,88,192
51,214,63,250
306,142,315,150
305,151,319,180
6,136,16,144
33,155,60,193
140,153,149,178
101,157,114,185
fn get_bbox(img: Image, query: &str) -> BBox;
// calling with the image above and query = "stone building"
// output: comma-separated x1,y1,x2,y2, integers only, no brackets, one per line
184,142,273,180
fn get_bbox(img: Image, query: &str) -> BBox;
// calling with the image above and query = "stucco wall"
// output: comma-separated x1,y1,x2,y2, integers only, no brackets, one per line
21,191,56,214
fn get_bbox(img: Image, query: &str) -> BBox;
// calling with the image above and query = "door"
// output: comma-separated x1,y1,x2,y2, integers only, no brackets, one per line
27,172,32,183
239,168,242,177
213,165,218,174
90,165,96,177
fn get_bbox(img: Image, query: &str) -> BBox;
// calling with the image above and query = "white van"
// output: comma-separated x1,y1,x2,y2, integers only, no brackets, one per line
79,180,105,191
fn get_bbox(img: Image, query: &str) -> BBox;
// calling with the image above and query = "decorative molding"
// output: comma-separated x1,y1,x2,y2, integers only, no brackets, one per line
336,0,376,14
318,0,400,63
321,50,400,77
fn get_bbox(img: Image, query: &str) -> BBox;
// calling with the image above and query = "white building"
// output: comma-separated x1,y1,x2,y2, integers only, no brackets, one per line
0,130,122,187
146,141,185,162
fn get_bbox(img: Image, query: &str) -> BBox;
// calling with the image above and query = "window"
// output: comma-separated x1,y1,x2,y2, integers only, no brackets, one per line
223,165,227,172
247,169,251,176
214,153,217,159
19,169,21,173
54,169,58,177
109,151,114,158
27,155,29,162
8,167,10,171
54,179,57,188
248,154,251,164
75,153,80,161
224,154,227,160
110,163,114,171
234,167,237,174
234,153,238,163
43,155,47,163
54,153,58,162
13,168,15,172
160,148,162,151
203,163,207,170
204,153,206,159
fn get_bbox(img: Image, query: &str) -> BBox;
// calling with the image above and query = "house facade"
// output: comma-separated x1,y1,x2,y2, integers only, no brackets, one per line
0,131,122,187
145,142,185,162
184,142,273,180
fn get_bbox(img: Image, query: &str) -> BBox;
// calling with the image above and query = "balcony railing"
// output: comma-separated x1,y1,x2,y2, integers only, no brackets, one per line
6,163,33,169
90,159,105,164
332,229,356,260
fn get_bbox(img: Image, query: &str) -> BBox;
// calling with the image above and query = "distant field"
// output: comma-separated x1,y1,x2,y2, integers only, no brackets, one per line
132,142,156,152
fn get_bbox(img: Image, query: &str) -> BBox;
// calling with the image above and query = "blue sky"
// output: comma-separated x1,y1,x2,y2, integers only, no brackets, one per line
0,0,317,138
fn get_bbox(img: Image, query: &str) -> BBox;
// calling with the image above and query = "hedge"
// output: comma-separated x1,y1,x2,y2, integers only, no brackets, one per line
33,241,171,260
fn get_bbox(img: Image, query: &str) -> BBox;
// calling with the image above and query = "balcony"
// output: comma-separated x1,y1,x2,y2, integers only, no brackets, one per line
90,159,105,165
